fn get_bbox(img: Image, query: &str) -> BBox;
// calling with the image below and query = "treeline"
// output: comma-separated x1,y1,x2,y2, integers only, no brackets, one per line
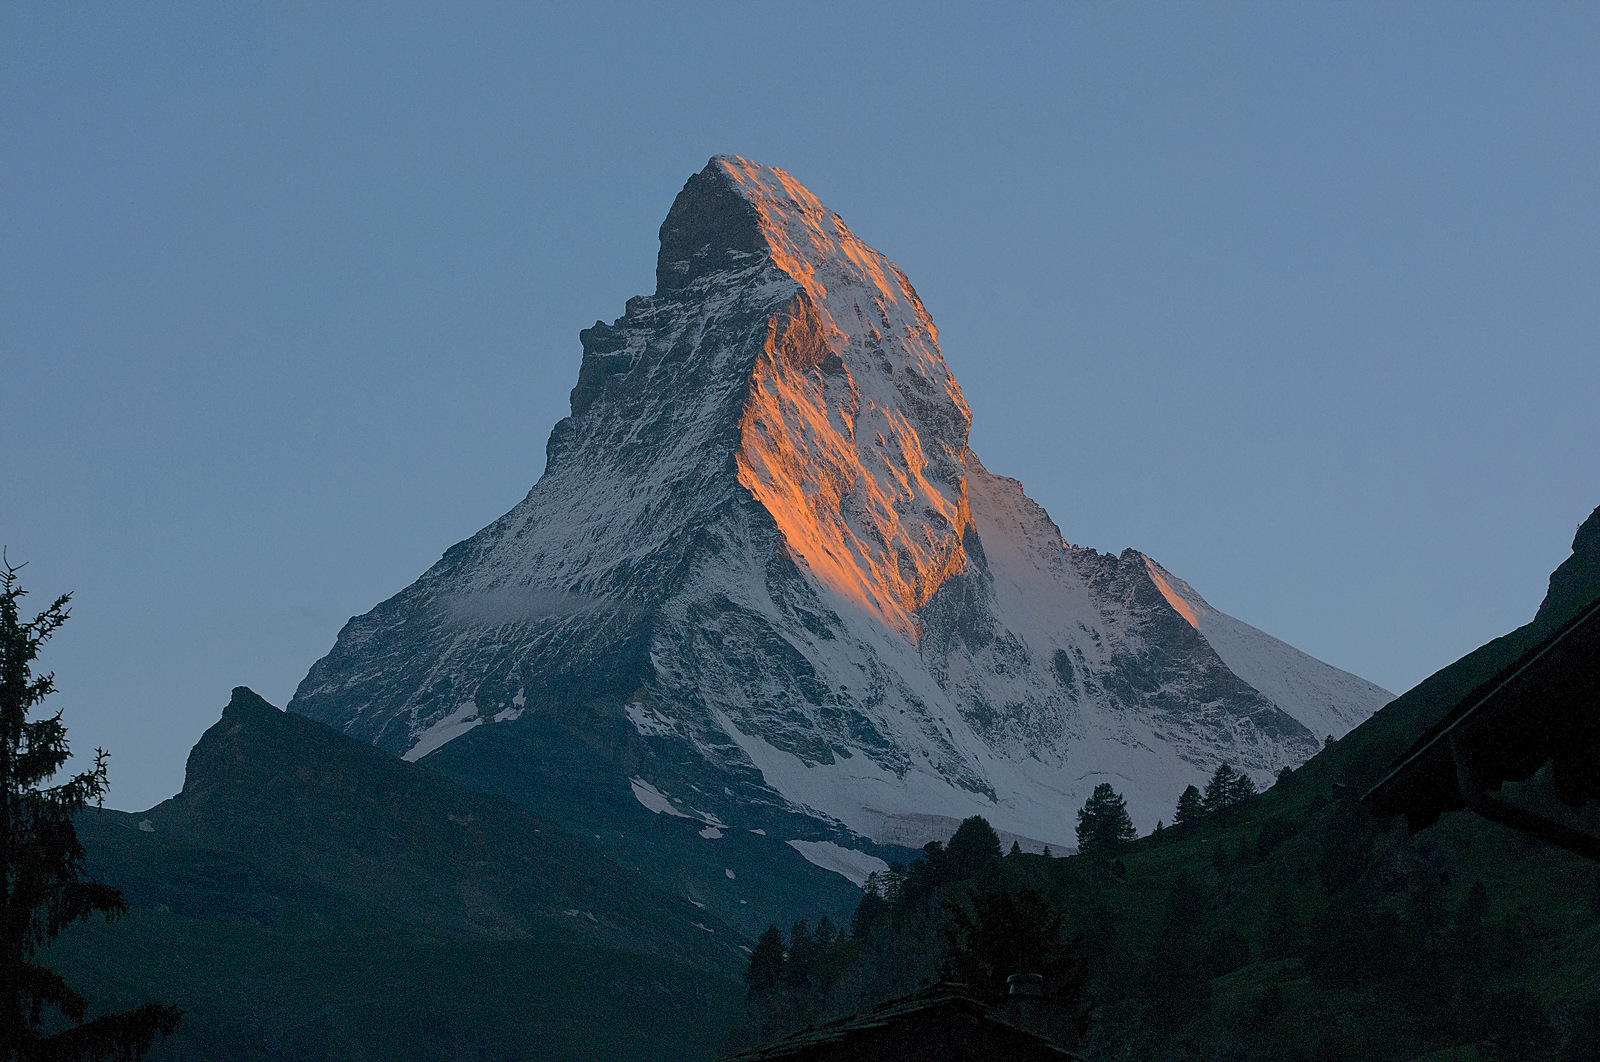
730,817,1093,1051
731,771,1600,1062
1169,762,1261,830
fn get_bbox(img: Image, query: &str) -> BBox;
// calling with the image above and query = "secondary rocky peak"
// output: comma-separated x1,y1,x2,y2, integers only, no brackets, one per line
655,159,765,294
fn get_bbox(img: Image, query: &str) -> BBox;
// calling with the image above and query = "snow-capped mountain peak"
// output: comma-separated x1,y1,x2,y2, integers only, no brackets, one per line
289,158,1391,911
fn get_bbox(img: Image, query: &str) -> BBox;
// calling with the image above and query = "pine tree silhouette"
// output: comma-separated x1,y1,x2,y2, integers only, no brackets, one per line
1174,785,1204,828
1,558,182,1060
1075,783,1135,859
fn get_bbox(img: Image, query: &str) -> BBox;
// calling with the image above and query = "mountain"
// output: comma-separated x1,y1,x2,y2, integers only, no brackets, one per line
61,687,748,1061
287,156,1391,920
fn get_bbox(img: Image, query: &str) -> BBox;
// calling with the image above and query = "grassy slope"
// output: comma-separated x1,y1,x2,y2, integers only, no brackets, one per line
1074,788,1600,1059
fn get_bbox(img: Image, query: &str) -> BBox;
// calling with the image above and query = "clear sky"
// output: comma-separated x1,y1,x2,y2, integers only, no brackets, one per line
4,2,1596,812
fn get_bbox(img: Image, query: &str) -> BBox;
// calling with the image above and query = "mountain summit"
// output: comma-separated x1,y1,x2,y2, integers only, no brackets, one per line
290,157,1390,901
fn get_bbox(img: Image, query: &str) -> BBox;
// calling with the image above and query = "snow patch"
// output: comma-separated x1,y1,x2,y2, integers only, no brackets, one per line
403,701,482,761
630,777,693,818
699,826,724,839
787,840,890,888
626,701,677,738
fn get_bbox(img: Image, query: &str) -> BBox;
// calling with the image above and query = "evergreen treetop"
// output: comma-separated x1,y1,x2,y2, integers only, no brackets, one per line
1075,783,1136,860
1201,763,1256,818
744,924,786,991
943,816,1002,879
1174,785,1204,827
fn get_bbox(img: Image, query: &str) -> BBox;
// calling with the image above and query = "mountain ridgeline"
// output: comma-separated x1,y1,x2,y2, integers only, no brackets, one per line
287,157,1391,930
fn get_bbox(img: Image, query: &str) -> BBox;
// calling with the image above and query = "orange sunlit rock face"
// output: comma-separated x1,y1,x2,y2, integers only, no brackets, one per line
720,157,972,640
1145,556,1203,630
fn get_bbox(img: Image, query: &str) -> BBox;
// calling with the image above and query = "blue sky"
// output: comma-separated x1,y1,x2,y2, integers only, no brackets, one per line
4,2,1597,811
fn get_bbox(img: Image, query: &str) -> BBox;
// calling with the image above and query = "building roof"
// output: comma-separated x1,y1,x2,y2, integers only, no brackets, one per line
1363,595,1600,860
721,983,1080,1062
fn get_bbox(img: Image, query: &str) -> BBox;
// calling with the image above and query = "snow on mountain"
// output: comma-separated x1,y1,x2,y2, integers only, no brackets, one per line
1140,558,1389,743
289,157,1391,889
787,841,890,888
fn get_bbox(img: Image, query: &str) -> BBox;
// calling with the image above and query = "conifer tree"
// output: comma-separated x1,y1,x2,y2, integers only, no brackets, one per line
1202,763,1256,818
1,559,181,1060
942,886,1090,1047
739,923,794,1045
1075,783,1135,859
850,875,888,938
940,887,1078,995
1202,763,1239,814
744,924,787,992
944,816,1002,880
1173,784,1205,827
1145,872,1211,1022
784,921,816,990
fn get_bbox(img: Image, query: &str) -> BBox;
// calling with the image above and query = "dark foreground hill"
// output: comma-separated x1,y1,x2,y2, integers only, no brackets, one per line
733,507,1600,1062
51,688,748,1062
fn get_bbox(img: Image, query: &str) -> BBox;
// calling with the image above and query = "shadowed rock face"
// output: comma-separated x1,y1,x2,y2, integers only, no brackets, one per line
656,165,765,292
289,158,1391,920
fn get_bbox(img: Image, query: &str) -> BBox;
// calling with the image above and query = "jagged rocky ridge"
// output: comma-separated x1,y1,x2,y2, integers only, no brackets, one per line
290,157,1391,887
